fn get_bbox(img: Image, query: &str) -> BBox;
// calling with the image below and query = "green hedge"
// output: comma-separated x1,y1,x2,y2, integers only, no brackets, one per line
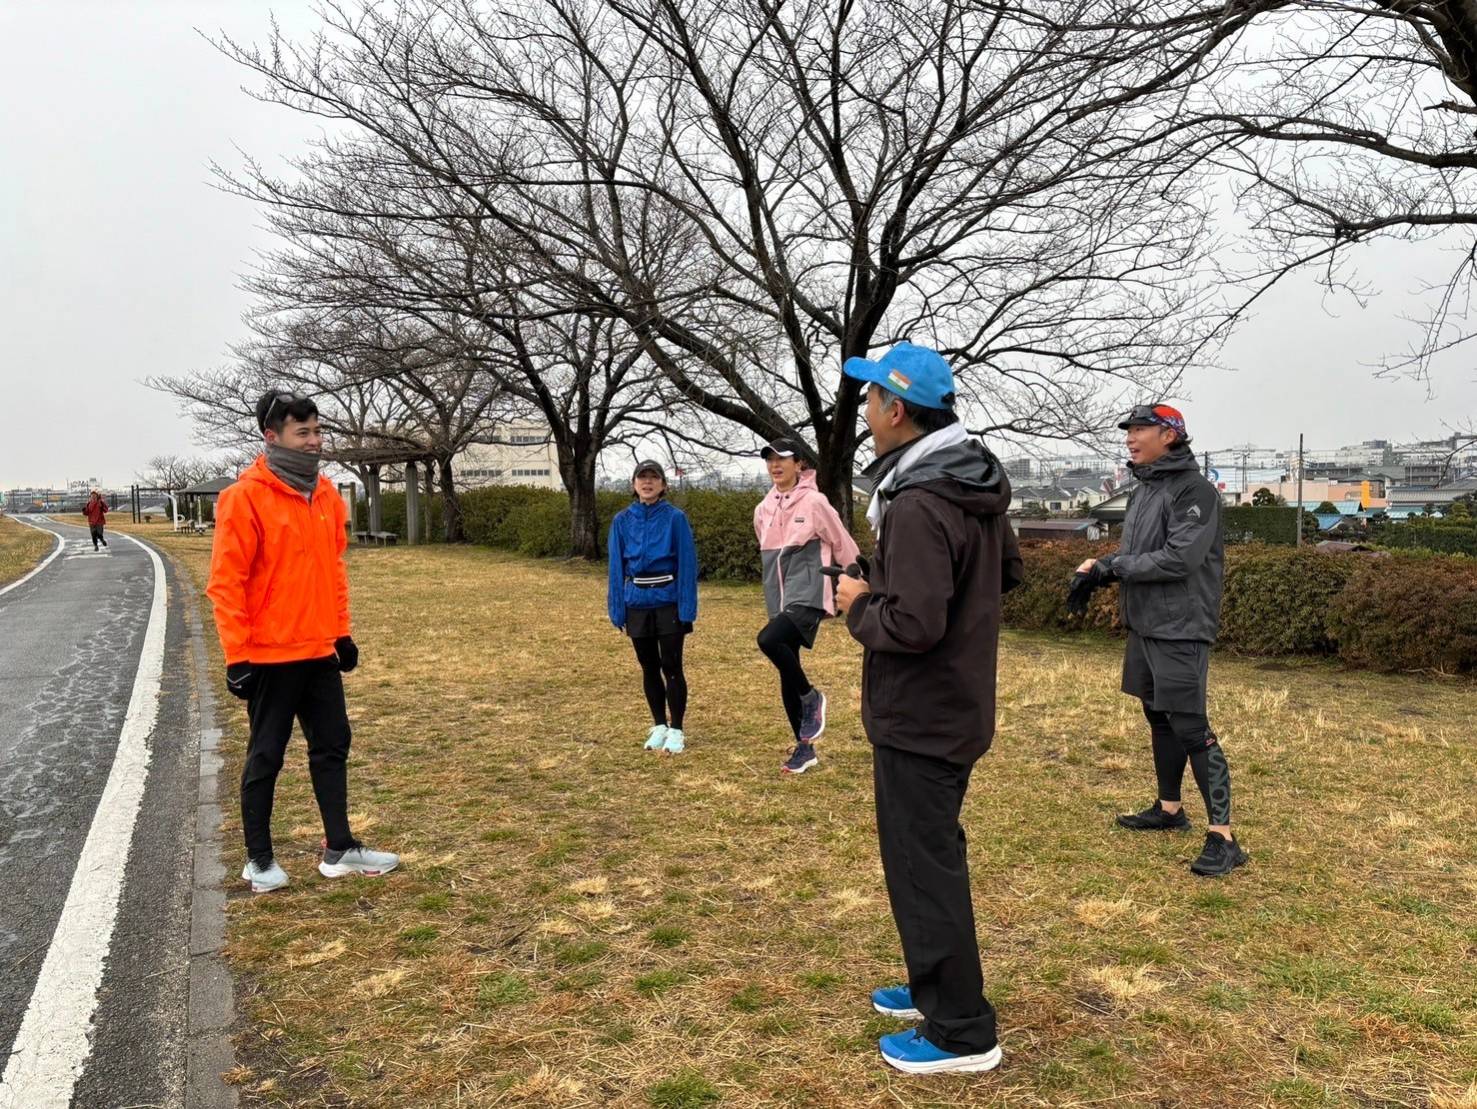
362,484,872,579
1222,505,1298,546
1007,540,1475,672
355,484,1477,673
1328,557,1477,672
1218,547,1359,655
1374,520,1477,557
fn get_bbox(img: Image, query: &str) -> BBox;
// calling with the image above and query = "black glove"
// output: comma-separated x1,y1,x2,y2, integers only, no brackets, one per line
225,662,256,701
335,636,359,673
821,554,873,582
1066,560,1108,615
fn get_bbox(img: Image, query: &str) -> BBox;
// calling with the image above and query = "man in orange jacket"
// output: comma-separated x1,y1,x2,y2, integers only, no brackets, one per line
207,390,398,894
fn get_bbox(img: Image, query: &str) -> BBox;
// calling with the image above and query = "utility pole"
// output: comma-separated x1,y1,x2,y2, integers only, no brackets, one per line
1295,433,1304,547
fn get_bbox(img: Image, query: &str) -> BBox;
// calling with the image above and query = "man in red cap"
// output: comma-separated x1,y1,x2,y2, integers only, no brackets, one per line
1068,403,1247,877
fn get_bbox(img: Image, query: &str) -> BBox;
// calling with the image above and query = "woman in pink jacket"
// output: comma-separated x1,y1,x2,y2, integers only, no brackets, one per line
753,438,860,774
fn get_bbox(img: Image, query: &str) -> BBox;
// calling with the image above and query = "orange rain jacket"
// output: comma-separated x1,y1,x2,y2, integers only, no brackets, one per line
206,455,351,666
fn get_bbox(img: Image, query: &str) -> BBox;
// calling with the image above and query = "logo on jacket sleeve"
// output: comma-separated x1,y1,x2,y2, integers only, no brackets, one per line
1186,504,1202,519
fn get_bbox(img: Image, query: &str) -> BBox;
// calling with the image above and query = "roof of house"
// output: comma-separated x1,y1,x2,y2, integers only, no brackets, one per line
181,476,236,495
1015,518,1098,532
1012,484,1071,502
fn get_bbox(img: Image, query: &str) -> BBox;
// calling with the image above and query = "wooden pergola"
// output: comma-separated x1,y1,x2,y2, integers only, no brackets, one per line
326,444,436,544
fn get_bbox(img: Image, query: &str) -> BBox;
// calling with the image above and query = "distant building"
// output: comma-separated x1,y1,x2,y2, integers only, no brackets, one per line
1241,478,1387,509
456,422,562,491
1003,457,1034,480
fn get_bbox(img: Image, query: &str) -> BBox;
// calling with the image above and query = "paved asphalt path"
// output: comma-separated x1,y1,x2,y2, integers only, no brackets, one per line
0,516,205,1108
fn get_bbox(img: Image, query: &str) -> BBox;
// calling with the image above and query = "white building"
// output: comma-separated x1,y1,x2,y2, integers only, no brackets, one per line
456,422,562,491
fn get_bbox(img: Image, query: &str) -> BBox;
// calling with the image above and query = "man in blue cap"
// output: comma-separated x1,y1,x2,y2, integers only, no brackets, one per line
833,341,1022,1075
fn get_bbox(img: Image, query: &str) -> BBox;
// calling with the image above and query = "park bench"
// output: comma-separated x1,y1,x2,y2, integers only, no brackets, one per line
354,530,399,546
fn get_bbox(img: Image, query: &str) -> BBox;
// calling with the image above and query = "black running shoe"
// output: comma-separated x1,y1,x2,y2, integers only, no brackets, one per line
781,742,819,775
1114,801,1191,831
1190,833,1248,877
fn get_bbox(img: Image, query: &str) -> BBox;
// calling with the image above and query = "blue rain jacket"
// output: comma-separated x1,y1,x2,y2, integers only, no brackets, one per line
607,499,698,628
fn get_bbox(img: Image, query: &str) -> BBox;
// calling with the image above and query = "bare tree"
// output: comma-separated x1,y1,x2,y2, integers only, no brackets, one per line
213,0,1265,518
135,454,222,492
223,122,678,556
1206,2,1477,382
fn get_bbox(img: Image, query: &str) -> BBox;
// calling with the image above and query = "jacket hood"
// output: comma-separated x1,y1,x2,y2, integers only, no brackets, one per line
1131,444,1199,482
868,437,1012,518
764,468,819,501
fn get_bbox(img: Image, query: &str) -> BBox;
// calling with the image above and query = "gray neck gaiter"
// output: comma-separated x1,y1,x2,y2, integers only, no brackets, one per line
265,443,320,499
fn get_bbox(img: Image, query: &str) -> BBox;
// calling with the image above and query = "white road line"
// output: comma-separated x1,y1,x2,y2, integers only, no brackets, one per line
0,533,168,1109
0,517,65,598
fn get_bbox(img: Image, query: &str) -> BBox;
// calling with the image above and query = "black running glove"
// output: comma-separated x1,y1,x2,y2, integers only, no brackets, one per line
225,662,256,701
335,636,359,673
1066,560,1108,615
822,555,873,583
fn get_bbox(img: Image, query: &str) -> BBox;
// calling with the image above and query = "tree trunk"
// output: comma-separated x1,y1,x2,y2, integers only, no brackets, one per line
437,455,464,542
568,461,601,561
816,441,858,528
423,462,435,542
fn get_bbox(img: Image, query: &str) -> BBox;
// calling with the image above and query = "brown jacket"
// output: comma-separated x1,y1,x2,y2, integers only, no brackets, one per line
846,438,1022,765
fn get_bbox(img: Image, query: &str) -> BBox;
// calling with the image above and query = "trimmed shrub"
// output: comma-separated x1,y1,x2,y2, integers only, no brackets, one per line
1222,505,1298,546
1328,556,1477,672
1218,547,1359,655
673,488,765,581
1001,540,1121,633
1374,521,1477,557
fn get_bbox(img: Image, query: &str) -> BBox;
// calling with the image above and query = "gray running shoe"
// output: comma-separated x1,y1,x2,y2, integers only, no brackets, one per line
798,688,827,742
242,857,289,894
319,843,400,879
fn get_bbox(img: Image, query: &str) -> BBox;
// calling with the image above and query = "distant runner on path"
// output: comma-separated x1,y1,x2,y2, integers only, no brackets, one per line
607,459,699,756
207,389,399,894
82,490,109,550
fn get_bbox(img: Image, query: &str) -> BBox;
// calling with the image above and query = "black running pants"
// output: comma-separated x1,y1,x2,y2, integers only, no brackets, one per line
241,657,355,861
756,615,812,740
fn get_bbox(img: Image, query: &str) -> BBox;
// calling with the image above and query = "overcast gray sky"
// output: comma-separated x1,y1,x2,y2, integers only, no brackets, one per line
2,1,1474,490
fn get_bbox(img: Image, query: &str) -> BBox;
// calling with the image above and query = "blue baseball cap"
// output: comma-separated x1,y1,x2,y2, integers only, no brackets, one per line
842,341,956,410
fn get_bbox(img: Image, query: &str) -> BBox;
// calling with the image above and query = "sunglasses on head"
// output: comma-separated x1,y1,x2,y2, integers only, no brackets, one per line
262,392,303,430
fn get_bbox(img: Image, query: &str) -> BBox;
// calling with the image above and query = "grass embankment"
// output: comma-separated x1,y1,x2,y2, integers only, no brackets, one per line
0,515,56,586
121,523,1477,1107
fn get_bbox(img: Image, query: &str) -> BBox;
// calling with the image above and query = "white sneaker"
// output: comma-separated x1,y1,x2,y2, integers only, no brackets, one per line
644,724,669,751
663,728,686,755
319,843,399,879
242,857,290,893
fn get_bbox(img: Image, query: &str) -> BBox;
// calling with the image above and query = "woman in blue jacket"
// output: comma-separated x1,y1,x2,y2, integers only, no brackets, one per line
608,459,699,754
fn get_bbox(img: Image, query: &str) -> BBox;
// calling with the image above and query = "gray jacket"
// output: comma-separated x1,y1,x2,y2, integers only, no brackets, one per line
1102,446,1223,643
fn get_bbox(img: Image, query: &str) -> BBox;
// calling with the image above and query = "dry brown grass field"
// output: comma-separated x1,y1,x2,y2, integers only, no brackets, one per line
0,514,56,586
109,521,1477,1107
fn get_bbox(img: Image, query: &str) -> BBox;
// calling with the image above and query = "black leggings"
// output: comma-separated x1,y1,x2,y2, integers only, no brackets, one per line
757,616,812,740
1143,703,1232,826
632,634,687,729
242,658,354,862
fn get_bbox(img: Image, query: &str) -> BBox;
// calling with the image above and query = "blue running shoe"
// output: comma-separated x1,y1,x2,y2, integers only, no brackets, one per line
662,728,686,755
871,985,922,1020
879,1029,1002,1075
781,742,818,774
644,724,669,751
798,688,826,742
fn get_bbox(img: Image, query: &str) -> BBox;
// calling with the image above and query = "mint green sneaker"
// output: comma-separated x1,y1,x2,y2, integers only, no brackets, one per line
645,724,669,751
663,728,686,755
